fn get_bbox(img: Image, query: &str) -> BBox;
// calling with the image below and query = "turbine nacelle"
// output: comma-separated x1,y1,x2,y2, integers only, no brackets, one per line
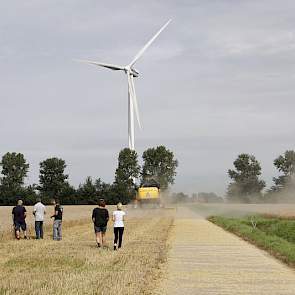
131,67,139,77
124,66,139,77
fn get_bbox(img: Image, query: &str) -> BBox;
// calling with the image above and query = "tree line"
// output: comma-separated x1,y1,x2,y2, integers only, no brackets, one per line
158,150,294,204
227,150,295,203
0,146,178,205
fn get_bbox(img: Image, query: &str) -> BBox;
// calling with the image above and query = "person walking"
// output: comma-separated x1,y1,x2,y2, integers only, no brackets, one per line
33,198,46,239
92,199,109,248
112,202,126,251
51,199,63,241
12,199,27,240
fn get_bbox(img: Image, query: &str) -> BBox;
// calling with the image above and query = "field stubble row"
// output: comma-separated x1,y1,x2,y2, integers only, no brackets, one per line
0,205,95,234
0,207,175,295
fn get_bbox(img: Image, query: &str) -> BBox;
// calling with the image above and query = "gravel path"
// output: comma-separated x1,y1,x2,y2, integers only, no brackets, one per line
154,206,295,295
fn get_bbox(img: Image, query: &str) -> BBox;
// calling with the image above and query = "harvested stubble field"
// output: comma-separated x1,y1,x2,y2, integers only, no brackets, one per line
191,203,295,218
0,205,95,237
2,203,295,295
0,206,174,295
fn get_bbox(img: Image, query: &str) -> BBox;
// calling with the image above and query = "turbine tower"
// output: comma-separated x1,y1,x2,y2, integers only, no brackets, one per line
78,19,171,150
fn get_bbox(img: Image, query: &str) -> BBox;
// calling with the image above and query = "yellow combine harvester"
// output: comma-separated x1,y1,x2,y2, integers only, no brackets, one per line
136,179,161,207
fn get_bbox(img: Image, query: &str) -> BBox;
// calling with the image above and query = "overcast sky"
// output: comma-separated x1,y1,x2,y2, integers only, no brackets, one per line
1,0,294,195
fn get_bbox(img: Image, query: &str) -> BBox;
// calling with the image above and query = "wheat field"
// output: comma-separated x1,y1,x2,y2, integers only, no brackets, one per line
0,205,174,295
0,205,94,235
2,203,295,294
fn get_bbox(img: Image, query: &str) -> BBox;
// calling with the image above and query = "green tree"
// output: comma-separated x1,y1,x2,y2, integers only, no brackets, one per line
0,152,30,204
19,184,38,205
94,178,112,199
271,150,295,192
113,148,140,203
227,154,265,203
267,150,295,202
142,145,178,190
0,152,29,191
115,148,140,184
77,176,97,204
59,182,77,204
38,157,68,198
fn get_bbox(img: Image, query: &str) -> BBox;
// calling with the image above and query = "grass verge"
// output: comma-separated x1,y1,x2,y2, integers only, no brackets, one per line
208,215,295,268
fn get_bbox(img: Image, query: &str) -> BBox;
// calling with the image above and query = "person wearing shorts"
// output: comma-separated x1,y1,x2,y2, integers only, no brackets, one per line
112,202,126,251
92,199,109,247
12,199,27,240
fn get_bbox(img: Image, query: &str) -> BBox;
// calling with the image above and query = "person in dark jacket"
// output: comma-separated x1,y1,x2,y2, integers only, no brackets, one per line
50,199,63,241
12,199,27,240
92,199,109,247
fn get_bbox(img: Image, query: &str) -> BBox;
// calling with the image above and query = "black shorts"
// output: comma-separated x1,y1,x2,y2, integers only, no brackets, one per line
14,222,27,231
94,225,107,233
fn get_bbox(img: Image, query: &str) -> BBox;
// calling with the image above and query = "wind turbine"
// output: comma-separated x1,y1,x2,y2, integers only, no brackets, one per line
78,19,171,150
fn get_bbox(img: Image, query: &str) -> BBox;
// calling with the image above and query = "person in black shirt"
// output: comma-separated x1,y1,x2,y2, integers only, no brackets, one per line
51,199,63,241
92,199,109,247
12,199,27,240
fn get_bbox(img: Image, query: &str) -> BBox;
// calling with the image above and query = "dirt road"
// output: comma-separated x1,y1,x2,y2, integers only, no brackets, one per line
154,206,295,295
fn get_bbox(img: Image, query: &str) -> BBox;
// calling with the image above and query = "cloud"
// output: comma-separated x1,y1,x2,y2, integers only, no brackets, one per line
0,0,294,195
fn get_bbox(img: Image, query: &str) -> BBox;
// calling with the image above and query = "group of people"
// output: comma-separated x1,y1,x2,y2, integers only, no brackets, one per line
12,198,63,241
11,198,126,250
92,199,126,250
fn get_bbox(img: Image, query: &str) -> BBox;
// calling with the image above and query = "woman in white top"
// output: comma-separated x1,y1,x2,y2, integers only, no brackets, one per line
112,202,126,250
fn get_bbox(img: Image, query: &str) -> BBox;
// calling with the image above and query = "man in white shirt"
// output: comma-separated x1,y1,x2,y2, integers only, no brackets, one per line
33,198,46,239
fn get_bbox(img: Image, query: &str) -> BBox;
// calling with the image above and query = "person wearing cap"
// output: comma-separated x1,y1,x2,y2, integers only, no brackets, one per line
112,202,126,250
92,199,109,248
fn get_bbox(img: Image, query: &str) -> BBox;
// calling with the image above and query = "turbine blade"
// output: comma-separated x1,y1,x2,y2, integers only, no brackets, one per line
130,74,142,129
75,59,125,71
128,19,171,67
